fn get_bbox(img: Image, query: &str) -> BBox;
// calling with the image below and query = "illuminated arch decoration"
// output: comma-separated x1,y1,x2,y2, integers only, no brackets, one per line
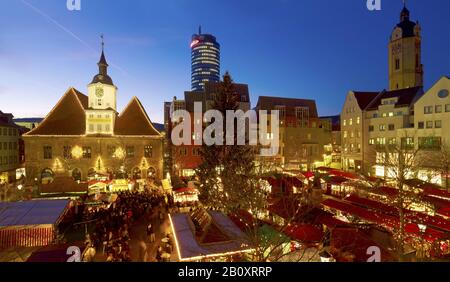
41,168,55,184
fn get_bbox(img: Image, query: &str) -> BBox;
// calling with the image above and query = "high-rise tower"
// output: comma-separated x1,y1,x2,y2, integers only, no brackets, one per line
388,2,423,90
191,26,220,91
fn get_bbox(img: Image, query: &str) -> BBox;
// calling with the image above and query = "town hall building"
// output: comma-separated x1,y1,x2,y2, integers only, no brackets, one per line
23,46,163,186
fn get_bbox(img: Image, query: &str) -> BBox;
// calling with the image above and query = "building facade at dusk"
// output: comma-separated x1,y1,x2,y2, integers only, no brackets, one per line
165,78,250,178
0,111,22,184
255,96,332,171
23,49,164,184
191,27,221,91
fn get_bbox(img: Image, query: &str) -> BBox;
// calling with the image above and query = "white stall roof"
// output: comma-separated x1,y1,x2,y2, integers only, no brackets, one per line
0,200,70,227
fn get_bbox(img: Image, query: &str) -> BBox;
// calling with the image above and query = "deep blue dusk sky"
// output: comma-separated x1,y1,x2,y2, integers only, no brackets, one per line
0,0,449,123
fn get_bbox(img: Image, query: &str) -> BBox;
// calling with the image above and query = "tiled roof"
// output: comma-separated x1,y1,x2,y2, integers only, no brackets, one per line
352,91,380,110
256,96,319,118
114,97,161,136
25,88,87,136
26,89,161,137
365,87,423,110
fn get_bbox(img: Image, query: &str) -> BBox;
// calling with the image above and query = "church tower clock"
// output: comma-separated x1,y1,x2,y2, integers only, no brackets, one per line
86,36,118,135
388,3,423,90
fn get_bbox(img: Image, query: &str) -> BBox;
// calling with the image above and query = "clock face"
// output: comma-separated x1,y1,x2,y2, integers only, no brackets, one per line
95,87,104,98
392,43,402,55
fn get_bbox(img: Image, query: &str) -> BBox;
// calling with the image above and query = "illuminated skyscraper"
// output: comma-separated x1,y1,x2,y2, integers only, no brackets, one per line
191,26,220,91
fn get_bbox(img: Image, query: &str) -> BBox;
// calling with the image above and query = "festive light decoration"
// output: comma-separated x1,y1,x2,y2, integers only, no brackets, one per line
114,147,126,160
71,146,83,159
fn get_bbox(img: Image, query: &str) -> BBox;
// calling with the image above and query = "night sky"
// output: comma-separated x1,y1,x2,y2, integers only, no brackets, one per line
0,0,449,123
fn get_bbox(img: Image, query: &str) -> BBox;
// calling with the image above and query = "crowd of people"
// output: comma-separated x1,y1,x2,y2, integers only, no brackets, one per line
81,190,166,262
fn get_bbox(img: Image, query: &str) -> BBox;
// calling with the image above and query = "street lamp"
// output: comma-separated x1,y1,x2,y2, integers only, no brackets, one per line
417,223,427,260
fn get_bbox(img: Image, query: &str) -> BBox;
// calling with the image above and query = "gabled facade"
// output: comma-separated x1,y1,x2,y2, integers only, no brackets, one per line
24,49,163,185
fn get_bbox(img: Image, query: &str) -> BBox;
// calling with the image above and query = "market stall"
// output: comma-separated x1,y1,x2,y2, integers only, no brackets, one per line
0,200,70,249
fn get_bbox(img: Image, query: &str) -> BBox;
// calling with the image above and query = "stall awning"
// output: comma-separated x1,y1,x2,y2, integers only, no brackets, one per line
284,224,323,243
0,200,70,227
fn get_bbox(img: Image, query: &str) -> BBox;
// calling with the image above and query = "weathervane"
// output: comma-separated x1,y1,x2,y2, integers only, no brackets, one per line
101,34,105,51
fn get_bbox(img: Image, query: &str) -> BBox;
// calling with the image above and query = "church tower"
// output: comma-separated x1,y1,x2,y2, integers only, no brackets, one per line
388,2,423,90
86,36,118,135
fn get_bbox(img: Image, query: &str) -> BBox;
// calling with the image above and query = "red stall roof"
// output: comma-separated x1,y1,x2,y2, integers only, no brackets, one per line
344,194,398,215
284,224,324,243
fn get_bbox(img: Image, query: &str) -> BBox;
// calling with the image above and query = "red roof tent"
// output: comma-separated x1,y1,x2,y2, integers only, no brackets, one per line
322,199,398,229
346,194,450,233
423,187,450,200
323,199,448,243
345,194,398,215
284,224,324,243
329,169,360,180
330,228,393,262
173,187,198,194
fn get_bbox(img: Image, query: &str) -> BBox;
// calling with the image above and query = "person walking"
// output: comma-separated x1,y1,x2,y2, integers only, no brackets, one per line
147,223,155,243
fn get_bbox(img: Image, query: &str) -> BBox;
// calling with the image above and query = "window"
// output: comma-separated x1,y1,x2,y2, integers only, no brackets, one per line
373,113,378,118
343,120,347,126
105,124,110,132
376,138,386,146
369,126,374,132
126,146,135,158
424,106,433,114
192,147,201,156
388,124,395,131
179,147,187,156
97,124,102,132
388,138,397,145
419,137,441,151
426,121,433,129
397,111,403,116
388,112,394,117
107,146,116,157
356,117,360,125
436,105,442,113
98,99,102,106
401,138,414,150
343,131,348,138
435,120,442,129
369,139,375,145
89,124,94,132
379,124,386,131
43,146,52,159
349,119,353,126
350,131,354,138
418,122,424,129
446,104,450,112
144,145,153,158
63,146,72,159
83,147,92,159
295,107,309,127
357,131,361,138
395,59,400,70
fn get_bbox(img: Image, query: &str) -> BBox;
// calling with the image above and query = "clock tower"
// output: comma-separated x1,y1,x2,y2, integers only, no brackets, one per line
388,3,423,90
86,37,118,135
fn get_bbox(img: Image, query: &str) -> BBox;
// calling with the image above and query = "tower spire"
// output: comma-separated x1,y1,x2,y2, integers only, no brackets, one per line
101,34,105,52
